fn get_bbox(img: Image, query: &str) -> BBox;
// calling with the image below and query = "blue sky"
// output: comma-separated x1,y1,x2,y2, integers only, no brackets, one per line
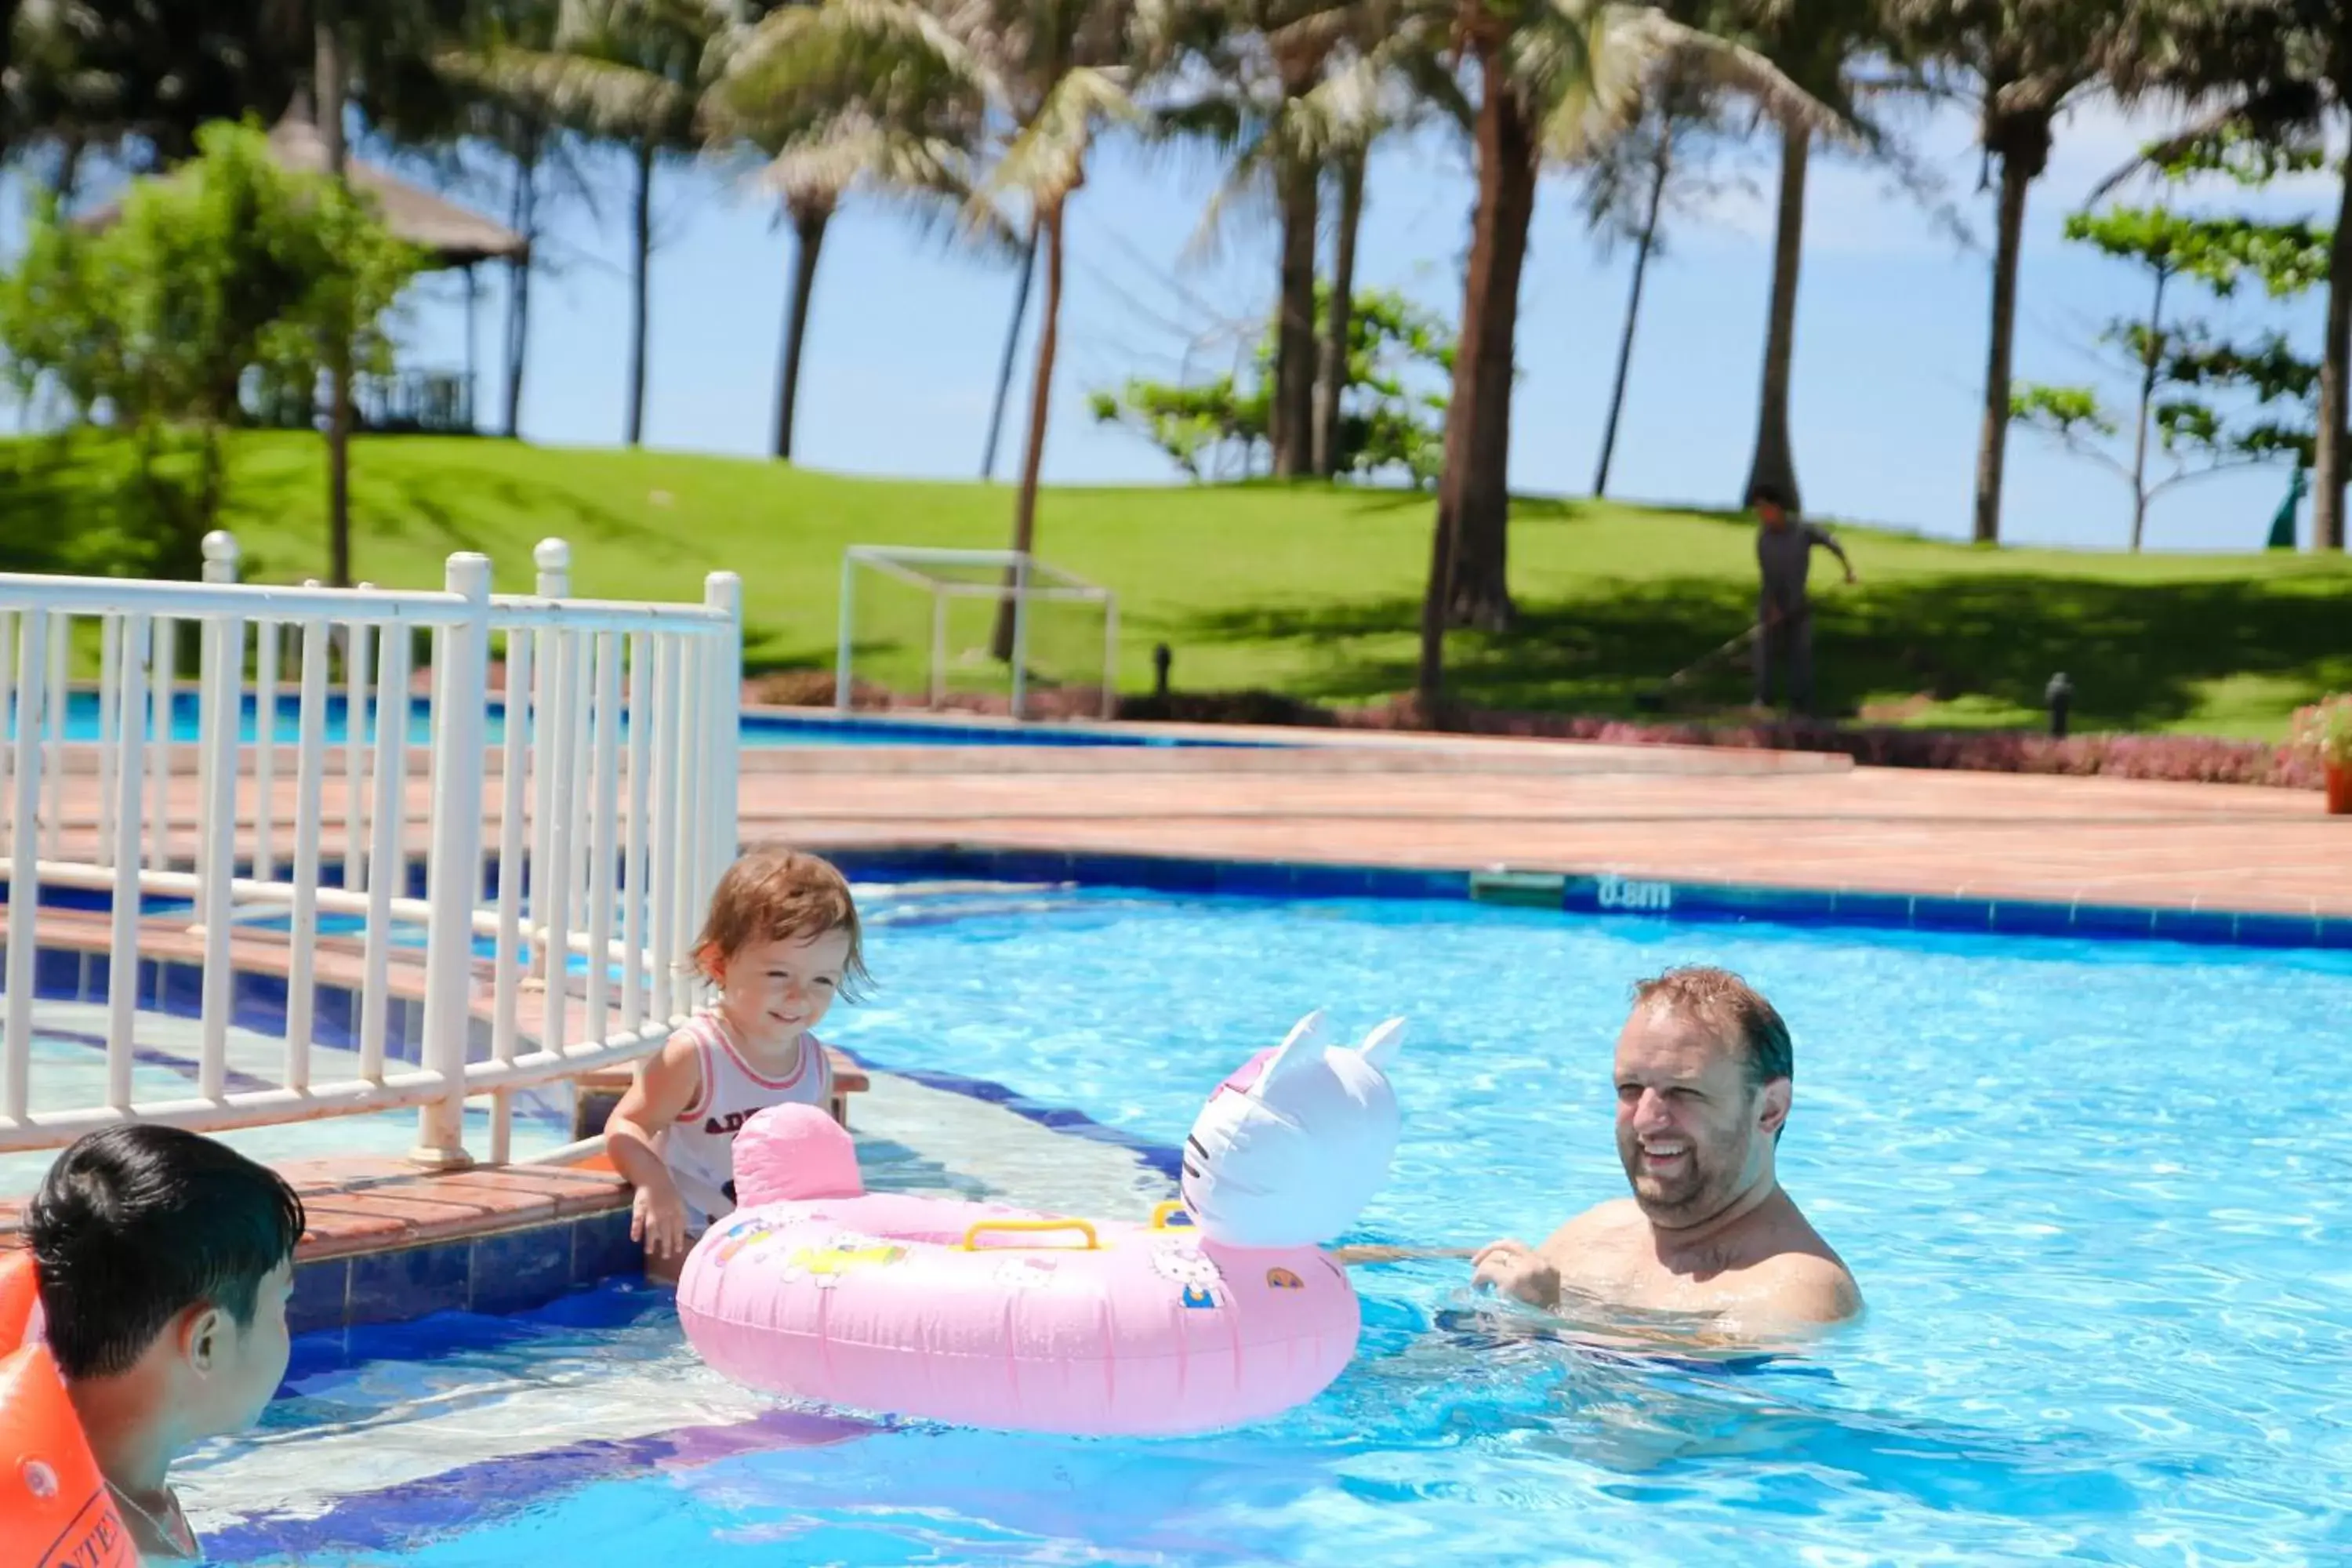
33,93,2352,554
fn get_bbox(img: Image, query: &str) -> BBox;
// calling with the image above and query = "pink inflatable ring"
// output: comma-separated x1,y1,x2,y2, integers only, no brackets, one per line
677,1012,1407,1436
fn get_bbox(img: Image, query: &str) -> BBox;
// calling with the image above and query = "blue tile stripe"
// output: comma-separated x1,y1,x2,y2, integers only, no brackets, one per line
821,844,1469,904
287,1210,641,1338
815,846,2352,953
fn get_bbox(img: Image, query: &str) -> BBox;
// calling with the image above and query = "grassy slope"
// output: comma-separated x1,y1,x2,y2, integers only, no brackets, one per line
11,430,2350,738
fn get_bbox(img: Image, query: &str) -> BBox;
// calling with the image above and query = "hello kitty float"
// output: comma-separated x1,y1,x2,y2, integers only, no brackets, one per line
677,1011,1406,1436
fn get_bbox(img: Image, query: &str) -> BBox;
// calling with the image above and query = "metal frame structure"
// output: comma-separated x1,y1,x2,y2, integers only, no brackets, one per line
835,546,1119,721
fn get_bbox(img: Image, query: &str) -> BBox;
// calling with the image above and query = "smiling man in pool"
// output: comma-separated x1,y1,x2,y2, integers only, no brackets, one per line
1367,966,1859,1336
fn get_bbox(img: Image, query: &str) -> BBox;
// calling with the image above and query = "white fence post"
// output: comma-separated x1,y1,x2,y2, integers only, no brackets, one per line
703,571,742,902
195,534,245,1098
527,539,569,975
4,608,49,1120
416,552,492,1168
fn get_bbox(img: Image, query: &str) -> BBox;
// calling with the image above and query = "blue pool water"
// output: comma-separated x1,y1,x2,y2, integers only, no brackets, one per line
191,891,2352,1566
22,690,1264,750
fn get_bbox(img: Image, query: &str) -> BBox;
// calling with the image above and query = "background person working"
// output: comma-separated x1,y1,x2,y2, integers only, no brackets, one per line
1750,483,1857,717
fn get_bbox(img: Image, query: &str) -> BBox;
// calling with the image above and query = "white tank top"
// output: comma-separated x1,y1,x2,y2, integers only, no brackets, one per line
656,1008,836,1229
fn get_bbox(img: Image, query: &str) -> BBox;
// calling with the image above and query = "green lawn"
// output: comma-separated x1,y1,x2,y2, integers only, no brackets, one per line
9,430,2350,739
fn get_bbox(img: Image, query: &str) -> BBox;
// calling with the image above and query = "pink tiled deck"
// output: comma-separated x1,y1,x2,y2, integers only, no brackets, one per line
738,741,2350,916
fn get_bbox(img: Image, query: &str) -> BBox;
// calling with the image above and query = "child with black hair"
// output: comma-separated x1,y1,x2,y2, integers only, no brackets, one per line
24,1124,306,1563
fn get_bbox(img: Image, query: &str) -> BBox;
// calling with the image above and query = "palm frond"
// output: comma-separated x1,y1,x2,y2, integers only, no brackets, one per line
1262,2,1376,80
440,44,696,140
1506,0,1628,163
989,64,1138,207
1183,121,1279,264
1605,8,1858,148
1284,49,1392,161
733,0,992,93
719,0,999,147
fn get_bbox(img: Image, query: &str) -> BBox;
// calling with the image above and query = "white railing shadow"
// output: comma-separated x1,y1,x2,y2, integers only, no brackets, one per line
0,534,741,1167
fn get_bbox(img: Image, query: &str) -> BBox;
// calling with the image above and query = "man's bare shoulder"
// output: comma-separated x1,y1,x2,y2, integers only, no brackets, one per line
1739,1237,1862,1323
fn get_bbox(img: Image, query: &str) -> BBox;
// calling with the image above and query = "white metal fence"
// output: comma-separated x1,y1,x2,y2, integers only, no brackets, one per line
0,534,741,1165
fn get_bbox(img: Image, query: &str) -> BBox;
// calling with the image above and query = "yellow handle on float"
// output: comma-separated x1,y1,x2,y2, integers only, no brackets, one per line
960,1218,1101,1251
1149,1200,1196,1230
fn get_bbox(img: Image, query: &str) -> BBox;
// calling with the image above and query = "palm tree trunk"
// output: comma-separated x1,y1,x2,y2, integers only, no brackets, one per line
1444,77,1537,633
53,136,84,200
982,229,1038,480
317,0,353,588
1595,129,1671,499
1740,122,1808,511
1421,45,1536,713
992,198,1066,663
1314,150,1366,479
774,199,829,462
1974,140,2036,546
1272,148,1319,477
2129,265,2169,553
503,121,539,441
2314,140,2352,552
625,138,654,448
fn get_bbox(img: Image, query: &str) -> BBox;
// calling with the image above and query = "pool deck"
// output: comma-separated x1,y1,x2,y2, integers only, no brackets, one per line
739,724,2348,918
9,715,2344,1328
37,714,2348,916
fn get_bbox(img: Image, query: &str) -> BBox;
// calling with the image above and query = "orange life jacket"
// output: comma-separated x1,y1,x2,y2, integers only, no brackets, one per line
0,1251,135,1567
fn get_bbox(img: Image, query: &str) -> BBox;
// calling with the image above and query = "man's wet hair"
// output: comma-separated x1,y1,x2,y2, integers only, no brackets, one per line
1632,966,1795,1090
26,1125,305,1380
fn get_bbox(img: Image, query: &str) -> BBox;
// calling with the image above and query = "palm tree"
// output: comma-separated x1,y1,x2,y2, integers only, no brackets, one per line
1582,66,1720,496
1412,0,1838,717
448,0,731,448
1889,0,2191,545
1715,0,1881,515
742,0,1155,659
720,2,1001,462
1312,37,1461,477
1157,2,1389,477
1316,140,1367,477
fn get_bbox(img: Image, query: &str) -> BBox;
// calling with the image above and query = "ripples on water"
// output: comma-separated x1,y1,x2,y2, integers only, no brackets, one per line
203,893,2352,1566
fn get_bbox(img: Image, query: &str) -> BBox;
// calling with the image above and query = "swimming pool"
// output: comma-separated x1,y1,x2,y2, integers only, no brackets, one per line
183,891,2352,1565
24,691,1267,750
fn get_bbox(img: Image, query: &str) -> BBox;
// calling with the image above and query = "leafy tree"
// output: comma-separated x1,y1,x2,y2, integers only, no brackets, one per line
2083,0,2352,551
1889,0,2212,546
1088,285,1455,485
2013,130,2332,548
0,120,422,576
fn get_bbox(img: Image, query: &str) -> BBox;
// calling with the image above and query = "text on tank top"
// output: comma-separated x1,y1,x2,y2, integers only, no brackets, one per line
658,1008,833,1226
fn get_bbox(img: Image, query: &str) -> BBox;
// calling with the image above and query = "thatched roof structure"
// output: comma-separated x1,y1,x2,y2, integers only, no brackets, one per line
78,116,527,270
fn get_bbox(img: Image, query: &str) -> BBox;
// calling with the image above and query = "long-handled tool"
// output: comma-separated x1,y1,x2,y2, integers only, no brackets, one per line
1634,619,1766,713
